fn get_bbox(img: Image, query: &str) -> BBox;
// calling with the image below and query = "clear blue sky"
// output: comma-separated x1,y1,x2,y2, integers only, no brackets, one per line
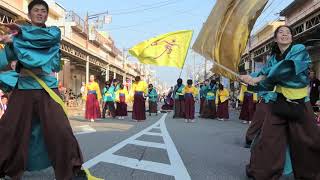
55,0,294,86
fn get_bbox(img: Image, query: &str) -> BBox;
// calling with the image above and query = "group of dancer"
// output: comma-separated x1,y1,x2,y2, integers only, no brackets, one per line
83,75,159,122
239,25,320,179
171,78,230,122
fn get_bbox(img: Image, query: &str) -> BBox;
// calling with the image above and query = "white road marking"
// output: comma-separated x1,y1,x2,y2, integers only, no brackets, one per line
74,125,96,135
130,140,166,149
143,132,163,136
152,126,161,129
83,114,191,180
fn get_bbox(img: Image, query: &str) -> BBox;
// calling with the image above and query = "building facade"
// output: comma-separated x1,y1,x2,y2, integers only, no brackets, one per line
0,0,146,96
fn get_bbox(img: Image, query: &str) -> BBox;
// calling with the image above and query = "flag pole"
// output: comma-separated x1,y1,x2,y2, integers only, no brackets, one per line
212,61,248,86
178,45,193,79
178,67,183,78
212,61,240,77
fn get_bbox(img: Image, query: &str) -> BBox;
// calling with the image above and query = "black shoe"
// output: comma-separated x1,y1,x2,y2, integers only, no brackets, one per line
72,170,88,180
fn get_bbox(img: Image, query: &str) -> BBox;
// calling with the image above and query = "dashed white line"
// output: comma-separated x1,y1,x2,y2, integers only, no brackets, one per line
74,125,96,135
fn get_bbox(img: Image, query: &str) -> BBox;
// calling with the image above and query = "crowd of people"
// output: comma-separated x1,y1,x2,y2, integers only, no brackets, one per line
78,74,234,124
161,78,231,122
82,75,159,122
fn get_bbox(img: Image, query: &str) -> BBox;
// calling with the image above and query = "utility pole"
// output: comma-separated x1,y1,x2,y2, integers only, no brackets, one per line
85,12,90,84
85,11,111,84
193,51,196,83
123,48,127,84
248,36,254,74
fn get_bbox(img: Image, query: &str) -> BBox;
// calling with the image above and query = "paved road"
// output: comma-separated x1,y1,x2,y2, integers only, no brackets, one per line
21,106,293,180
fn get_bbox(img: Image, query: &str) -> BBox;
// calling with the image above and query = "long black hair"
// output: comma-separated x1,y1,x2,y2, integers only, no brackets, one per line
270,25,294,56
176,78,183,88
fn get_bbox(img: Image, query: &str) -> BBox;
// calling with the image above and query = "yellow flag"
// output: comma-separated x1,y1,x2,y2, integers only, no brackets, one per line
193,0,268,80
129,30,193,69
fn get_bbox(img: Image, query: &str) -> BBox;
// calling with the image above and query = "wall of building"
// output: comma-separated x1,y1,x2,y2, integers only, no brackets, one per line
284,0,320,25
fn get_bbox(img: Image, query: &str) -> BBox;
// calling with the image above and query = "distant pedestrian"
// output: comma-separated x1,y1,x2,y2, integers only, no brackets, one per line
173,78,185,118
148,84,158,116
131,76,148,121
183,79,198,123
115,84,129,119
216,84,229,121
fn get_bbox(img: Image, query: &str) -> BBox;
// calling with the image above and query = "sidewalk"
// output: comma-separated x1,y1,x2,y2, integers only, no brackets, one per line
67,103,135,117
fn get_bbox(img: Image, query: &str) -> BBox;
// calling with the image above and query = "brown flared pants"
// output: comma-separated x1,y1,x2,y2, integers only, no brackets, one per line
0,89,83,180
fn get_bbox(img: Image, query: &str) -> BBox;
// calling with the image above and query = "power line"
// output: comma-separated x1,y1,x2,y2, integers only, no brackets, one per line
109,0,174,13
108,8,196,31
254,0,288,29
109,0,183,16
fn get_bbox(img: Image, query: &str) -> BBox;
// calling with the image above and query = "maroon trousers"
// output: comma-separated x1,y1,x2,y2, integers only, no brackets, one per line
199,98,205,114
132,93,146,121
174,99,185,118
149,101,157,114
185,96,195,119
85,93,101,119
239,93,256,122
0,89,83,180
201,100,217,119
116,102,127,116
247,102,320,180
245,101,268,145
217,100,229,119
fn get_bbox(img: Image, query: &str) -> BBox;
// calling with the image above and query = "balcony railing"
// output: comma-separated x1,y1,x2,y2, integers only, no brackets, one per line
65,11,86,34
65,11,123,59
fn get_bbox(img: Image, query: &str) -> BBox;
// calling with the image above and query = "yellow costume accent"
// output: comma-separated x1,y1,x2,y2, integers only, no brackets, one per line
216,88,229,104
115,88,129,103
182,86,198,96
276,86,308,100
84,81,102,100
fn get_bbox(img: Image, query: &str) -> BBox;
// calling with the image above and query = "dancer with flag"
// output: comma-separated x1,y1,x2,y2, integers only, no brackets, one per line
129,30,193,119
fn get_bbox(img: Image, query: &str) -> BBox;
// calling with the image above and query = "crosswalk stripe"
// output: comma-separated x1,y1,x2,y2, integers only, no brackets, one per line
143,132,163,136
83,114,191,180
130,140,166,149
